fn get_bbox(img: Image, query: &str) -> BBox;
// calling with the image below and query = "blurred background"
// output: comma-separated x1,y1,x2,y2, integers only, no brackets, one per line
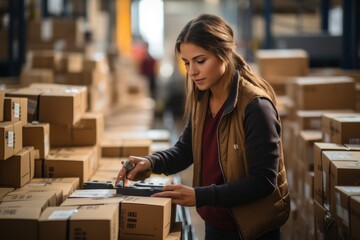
0,1,359,240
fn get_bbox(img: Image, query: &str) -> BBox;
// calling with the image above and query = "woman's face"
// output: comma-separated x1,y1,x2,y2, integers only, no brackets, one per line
180,43,226,92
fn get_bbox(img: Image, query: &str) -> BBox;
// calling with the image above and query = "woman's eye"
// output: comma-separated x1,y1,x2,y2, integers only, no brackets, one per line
197,60,205,64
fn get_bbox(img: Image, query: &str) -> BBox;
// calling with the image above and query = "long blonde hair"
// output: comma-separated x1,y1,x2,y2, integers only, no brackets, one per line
175,13,277,119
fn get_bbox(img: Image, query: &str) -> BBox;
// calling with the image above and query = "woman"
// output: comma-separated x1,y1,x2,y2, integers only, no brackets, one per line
116,13,290,240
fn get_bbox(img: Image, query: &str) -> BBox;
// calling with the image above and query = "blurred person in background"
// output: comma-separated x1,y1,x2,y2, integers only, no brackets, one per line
116,13,290,240
140,41,158,100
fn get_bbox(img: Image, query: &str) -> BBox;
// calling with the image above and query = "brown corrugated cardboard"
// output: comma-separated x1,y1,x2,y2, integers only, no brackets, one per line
23,122,50,159
50,112,104,147
297,109,354,131
7,83,87,125
120,196,171,240
295,76,356,110
39,206,80,240
29,83,88,120
0,207,42,240
350,196,360,239
166,222,182,240
328,153,360,216
0,121,23,160
2,190,58,207
28,50,63,70
20,68,54,87
61,195,124,207
29,177,80,194
0,187,14,200
69,204,119,240
5,87,45,122
39,88,85,125
313,200,337,239
321,151,360,212
102,139,152,158
326,113,360,144
0,198,52,212
14,186,64,206
255,49,309,78
334,186,360,237
0,146,35,188
297,130,322,171
313,143,360,206
44,147,97,186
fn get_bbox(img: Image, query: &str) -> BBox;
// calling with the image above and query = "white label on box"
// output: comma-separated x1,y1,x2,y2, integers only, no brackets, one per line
70,189,116,198
48,209,78,220
41,19,52,41
45,133,50,156
27,99,37,115
13,103,20,118
7,131,14,148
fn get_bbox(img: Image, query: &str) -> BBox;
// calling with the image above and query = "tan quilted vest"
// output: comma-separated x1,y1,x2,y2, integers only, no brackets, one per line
191,76,290,240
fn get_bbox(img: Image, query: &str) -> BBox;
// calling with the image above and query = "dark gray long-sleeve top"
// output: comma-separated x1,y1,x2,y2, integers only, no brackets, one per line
146,97,281,208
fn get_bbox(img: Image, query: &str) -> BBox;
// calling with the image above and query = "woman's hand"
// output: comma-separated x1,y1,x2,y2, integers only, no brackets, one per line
152,184,196,207
115,156,152,186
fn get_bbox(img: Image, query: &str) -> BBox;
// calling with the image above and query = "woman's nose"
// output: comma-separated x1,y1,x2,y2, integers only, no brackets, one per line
188,64,198,76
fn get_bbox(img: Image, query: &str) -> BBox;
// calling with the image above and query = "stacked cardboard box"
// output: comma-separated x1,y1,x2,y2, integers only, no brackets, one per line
255,49,309,95
254,48,360,239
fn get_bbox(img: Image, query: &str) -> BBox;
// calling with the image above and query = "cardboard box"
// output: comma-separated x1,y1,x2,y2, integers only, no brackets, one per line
37,86,87,125
313,143,360,206
334,186,360,237
328,152,360,215
20,68,54,87
70,204,119,240
29,177,80,195
7,83,87,125
5,87,46,122
0,147,35,188
14,185,64,206
350,196,360,239
295,76,356,110
314,200,337,240
44,147,97,186
166,222,182,240
50,112,104,147
60,52,84,73
0,121,23,160
322,113,360,144
255,49,309,78
0,198,53,212
0,187,14,200
297,130,322,171
39,206,80,240
23,122,50,159
0,207,42,240
102,139,152,158
28,50,63,70
39,204,119,240
3,97,28,126
296,109,354,131
61,194,124,207
321,151,360,211
120,196,171,240
2,190,58,207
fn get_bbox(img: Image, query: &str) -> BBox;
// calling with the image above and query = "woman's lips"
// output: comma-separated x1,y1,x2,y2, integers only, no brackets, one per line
193,78,204,83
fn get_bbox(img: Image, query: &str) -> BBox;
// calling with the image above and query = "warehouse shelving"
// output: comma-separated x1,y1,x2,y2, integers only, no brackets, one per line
0,0,26,77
